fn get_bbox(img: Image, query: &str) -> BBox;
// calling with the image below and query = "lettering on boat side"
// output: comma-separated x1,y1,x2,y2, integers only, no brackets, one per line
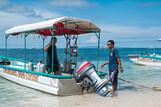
4,69,39,82
49,78,58,86
4,69,17,76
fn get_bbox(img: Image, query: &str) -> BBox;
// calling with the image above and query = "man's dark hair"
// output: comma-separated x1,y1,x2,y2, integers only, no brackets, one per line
108,40,115,45
54,37,57,40
51,37,57,42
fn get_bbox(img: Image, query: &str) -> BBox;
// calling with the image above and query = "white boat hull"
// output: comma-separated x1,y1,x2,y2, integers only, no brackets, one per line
0,67,89,96
130,58,161,67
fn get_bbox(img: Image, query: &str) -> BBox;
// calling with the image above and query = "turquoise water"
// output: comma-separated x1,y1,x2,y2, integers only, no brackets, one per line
0,48,161,106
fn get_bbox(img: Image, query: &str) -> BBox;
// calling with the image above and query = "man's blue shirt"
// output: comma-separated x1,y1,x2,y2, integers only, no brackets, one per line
108,48,120,71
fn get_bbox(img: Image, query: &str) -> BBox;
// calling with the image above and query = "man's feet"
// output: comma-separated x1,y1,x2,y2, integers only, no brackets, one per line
112,91,118,97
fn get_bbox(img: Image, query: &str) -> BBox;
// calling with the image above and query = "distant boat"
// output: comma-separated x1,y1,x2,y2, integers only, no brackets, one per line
129,54,161,67
129,39,161,67
31,47,37,50
158,38,161,41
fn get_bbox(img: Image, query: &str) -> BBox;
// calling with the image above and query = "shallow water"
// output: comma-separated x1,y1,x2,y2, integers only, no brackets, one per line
0,48,161,106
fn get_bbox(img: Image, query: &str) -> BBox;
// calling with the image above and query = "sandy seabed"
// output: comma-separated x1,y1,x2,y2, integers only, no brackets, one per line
1,89,161,107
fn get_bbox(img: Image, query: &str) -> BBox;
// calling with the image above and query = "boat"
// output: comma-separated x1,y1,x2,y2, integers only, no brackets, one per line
0,17,107,96
129,53,161,67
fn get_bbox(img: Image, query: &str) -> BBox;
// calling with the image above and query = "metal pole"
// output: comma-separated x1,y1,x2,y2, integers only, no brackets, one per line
24,33,28,70
42,37,45,63
5,34,9,59
96,32,100,71
49,28,55,73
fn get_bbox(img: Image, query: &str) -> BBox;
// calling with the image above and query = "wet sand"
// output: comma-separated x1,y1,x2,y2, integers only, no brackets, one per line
1,89,161,107
59,91,161,107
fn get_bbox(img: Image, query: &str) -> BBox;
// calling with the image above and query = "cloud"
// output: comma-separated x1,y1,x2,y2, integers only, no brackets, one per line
96,24,161,48
100,24,161,36
0,11,35,29
0,4,61,48
33,8,61,19
1,6,41,18
48,0,95,7
0,5,61,20
0,0,8,6
85,36,98,44
0,5,61,31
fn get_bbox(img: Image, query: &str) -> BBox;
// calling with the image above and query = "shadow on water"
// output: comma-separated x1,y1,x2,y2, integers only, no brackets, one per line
119,85,138,92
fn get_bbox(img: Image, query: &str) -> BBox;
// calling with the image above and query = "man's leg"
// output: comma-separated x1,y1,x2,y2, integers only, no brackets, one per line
112,68,119,92
46,65,52,74
109,68,118,95
53,62,61,75
113,82,118,91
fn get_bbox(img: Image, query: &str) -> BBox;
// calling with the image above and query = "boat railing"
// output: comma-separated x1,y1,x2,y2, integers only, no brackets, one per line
0,64,73,79
0,55,107,79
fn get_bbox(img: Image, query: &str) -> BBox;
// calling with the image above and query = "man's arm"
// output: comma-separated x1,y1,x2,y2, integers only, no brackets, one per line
115,48,123,73
100,61,109,68
117,58,123,73
44,42,52,51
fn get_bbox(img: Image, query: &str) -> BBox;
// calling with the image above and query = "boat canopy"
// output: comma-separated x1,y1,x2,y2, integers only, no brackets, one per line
5,16,100,36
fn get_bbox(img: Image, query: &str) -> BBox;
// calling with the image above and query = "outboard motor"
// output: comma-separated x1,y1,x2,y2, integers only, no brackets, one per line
73,61,112,97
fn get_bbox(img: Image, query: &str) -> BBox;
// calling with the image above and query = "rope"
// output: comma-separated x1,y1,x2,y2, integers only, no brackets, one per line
99,68,161,91
118,78,161,91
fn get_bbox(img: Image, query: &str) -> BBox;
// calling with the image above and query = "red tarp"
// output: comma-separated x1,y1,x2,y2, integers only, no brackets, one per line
36,22,84,36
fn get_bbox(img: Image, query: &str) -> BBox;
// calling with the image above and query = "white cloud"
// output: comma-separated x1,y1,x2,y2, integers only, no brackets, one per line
0,0,8,6
48,0,95,7
1,5,61,19
0,11,38,30
0,6,61,30
85,36,97,44
100,24,161,36
33,8,61,19
0,5,61,48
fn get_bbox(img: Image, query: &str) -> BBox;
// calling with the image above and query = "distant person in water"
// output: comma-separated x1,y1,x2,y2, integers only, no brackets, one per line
101,40,123,94
44,37,60,75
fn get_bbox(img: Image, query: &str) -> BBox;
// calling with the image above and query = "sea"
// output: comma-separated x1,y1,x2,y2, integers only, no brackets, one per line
0,48,161,107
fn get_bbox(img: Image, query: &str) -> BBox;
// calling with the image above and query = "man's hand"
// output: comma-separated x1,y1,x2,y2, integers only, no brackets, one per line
44,42,52,51
100,62,109,68
49,42,52,45
120,66,123,73
100,64,105,68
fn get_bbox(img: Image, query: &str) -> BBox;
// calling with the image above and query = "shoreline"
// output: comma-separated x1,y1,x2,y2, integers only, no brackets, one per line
1,88,161,107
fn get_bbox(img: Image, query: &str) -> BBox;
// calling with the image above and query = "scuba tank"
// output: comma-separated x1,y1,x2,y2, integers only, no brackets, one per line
37,61,46,72
40,63,46,72
27,61,34,71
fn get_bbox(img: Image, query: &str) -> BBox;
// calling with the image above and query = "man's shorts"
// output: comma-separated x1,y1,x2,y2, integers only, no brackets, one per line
109,67,119,85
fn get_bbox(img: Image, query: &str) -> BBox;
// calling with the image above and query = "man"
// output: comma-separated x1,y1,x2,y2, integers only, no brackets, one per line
101,40,123,93
44,37,60,74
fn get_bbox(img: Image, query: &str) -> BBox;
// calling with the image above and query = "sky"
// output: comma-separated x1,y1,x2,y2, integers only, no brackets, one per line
0,0,161,48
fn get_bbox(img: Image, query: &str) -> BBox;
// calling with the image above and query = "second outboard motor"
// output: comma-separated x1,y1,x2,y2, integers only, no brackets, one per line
73,61,112,97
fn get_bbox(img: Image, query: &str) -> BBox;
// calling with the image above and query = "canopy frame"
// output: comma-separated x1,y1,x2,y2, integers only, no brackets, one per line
64,34,78,73
40,35,46,63
5,17,100,36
